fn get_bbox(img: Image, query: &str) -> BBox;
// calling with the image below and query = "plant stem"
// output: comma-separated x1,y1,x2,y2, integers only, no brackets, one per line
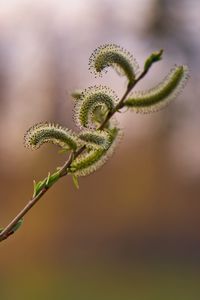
99,69,148,129
0,68,148,242
0,188,48,241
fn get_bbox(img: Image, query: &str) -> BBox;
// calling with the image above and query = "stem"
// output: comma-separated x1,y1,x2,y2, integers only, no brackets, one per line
0,188,47,241
0,68,148,242
99,69,148,129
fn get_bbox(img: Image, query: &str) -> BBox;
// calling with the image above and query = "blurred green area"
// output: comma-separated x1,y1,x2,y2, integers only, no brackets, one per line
0,0,200,299
1,261,200,299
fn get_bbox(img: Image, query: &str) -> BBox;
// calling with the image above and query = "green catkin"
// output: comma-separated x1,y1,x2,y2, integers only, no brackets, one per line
79,130,111,150
74,85,118,129
24,122,79,150
69,128,123,177
89,44,139,83
124,65,189,113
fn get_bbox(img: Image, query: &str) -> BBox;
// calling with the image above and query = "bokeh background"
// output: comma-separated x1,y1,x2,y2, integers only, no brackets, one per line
0,0,199,299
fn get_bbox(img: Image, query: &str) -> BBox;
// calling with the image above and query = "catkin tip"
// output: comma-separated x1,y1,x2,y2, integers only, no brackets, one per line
89,44,139,82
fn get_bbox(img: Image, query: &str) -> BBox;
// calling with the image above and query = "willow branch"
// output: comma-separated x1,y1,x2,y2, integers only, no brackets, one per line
0,68,148,242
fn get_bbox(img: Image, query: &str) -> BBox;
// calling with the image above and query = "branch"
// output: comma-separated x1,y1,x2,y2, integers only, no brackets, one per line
0,67,150,242
99,67,149,129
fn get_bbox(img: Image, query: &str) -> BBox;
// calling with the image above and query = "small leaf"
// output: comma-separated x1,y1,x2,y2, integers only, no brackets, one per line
46,172,51,186
36,179,46,191
47,171,60,188
10,219,23,233
33,171,60,197
33,178,46,197
33,180,37,197
144,49,163,72
72,175,79,189
71,90,83,101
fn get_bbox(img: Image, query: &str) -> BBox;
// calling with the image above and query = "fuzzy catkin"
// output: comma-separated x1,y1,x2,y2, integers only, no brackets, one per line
24,122,80,150
89,44,139,83
124,65,189,113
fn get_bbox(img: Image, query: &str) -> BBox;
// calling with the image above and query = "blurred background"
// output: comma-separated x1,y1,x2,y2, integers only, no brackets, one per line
0,0,199,299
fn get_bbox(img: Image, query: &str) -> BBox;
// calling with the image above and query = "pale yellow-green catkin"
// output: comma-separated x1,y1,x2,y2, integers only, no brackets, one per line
89,44,139,83
73,85,119,129
24,122,79,150
69,128,123,176
124,65,189,113
79,130,111,150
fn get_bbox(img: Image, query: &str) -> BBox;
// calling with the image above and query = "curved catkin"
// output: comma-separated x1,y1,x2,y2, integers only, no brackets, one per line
74,85,118,129
79,130,110,150
69,128,123,177
89,44,139,83
24,122,79,150
124,65,189,113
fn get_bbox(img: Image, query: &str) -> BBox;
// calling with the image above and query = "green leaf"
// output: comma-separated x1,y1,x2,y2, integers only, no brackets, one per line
33,178,46,197
47,171,60,188
33,180,37,196
144,49,163,72
46,172,51,186
33,171,60,197
71,90,83,101
10,219,23,233
72,175,79,189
